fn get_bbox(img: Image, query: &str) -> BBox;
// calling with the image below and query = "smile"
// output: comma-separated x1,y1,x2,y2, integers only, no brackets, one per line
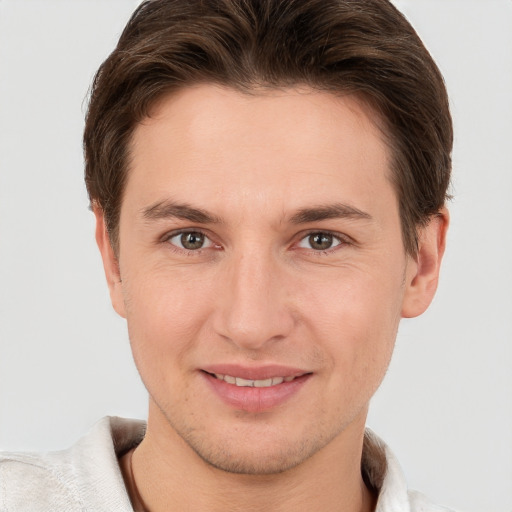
202,369,311,412
211,373,298,387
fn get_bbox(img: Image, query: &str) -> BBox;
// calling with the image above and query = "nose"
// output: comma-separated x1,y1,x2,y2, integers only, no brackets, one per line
212,249,295,351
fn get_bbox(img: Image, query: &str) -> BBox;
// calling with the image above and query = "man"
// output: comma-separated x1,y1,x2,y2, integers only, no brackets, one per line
1,1,454,510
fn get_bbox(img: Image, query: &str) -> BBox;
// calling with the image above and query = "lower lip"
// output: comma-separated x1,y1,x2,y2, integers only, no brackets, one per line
202,372,311,413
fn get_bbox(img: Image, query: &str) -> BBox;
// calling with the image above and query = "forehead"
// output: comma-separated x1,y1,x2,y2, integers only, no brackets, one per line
125,84,395,222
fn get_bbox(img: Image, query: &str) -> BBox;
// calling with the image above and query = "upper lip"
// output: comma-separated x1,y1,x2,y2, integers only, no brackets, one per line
201,364,310,380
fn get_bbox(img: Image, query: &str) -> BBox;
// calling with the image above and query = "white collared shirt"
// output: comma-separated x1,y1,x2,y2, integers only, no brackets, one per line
0,416,456,511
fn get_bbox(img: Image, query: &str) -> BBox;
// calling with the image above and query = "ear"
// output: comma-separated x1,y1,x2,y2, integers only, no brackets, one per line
401,208,449,318
93,206,126,318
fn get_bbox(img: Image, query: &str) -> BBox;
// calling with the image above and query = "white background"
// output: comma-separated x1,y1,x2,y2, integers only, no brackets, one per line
0,1,511,511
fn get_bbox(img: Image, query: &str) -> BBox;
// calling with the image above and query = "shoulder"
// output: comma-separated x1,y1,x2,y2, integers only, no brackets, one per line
0,449,82,510
0,416,145,512
363,429,460,512
407,490,458,512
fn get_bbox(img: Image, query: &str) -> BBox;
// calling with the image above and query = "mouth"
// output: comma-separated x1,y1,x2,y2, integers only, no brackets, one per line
201,367,312,412
204,371,303,388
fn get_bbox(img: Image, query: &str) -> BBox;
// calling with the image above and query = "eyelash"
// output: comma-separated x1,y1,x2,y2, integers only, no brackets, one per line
161,229,217,255
161,229,351,255
296,230,351,254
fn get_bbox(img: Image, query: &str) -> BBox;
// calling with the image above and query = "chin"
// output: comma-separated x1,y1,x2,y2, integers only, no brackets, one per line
188,437,317,475
172,415,342,476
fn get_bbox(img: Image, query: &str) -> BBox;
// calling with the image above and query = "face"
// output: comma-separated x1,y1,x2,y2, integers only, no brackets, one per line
97,85,444,474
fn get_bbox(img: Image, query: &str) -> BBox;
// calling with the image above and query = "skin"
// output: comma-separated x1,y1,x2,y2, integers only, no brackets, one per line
96,85,448,511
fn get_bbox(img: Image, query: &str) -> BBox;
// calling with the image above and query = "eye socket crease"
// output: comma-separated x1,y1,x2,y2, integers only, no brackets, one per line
161,228,353,258
147,201,371,254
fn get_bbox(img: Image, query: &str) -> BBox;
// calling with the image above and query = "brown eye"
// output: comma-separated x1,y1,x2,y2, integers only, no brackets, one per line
181,232,204,250
309,233,334,250
298,232,343,251
169,231,212,250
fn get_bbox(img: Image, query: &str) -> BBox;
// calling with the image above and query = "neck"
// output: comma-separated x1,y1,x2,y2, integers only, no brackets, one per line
125,405,376,512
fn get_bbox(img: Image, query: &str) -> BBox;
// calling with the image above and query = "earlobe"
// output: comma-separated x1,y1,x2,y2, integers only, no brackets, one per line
401,208,449,318
93,206,126,318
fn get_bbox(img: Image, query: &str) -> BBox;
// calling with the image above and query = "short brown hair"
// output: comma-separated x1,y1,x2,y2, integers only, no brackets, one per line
84,0,452,255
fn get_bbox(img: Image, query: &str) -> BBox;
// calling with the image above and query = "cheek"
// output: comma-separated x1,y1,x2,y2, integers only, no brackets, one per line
299,266,403,376
121,269,213,371
301,263,404,330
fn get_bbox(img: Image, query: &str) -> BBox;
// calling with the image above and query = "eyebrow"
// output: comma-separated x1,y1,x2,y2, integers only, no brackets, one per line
142,200,223,224
141,200,371,225
289,203,372,224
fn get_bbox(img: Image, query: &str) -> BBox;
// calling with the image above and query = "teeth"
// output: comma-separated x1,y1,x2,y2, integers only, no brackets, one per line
224,375,236,384
212,373,297,387
254,378,273,388
235,377,253,387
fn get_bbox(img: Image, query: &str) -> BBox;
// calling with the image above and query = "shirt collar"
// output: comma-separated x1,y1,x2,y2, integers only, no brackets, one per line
74,417,412,511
